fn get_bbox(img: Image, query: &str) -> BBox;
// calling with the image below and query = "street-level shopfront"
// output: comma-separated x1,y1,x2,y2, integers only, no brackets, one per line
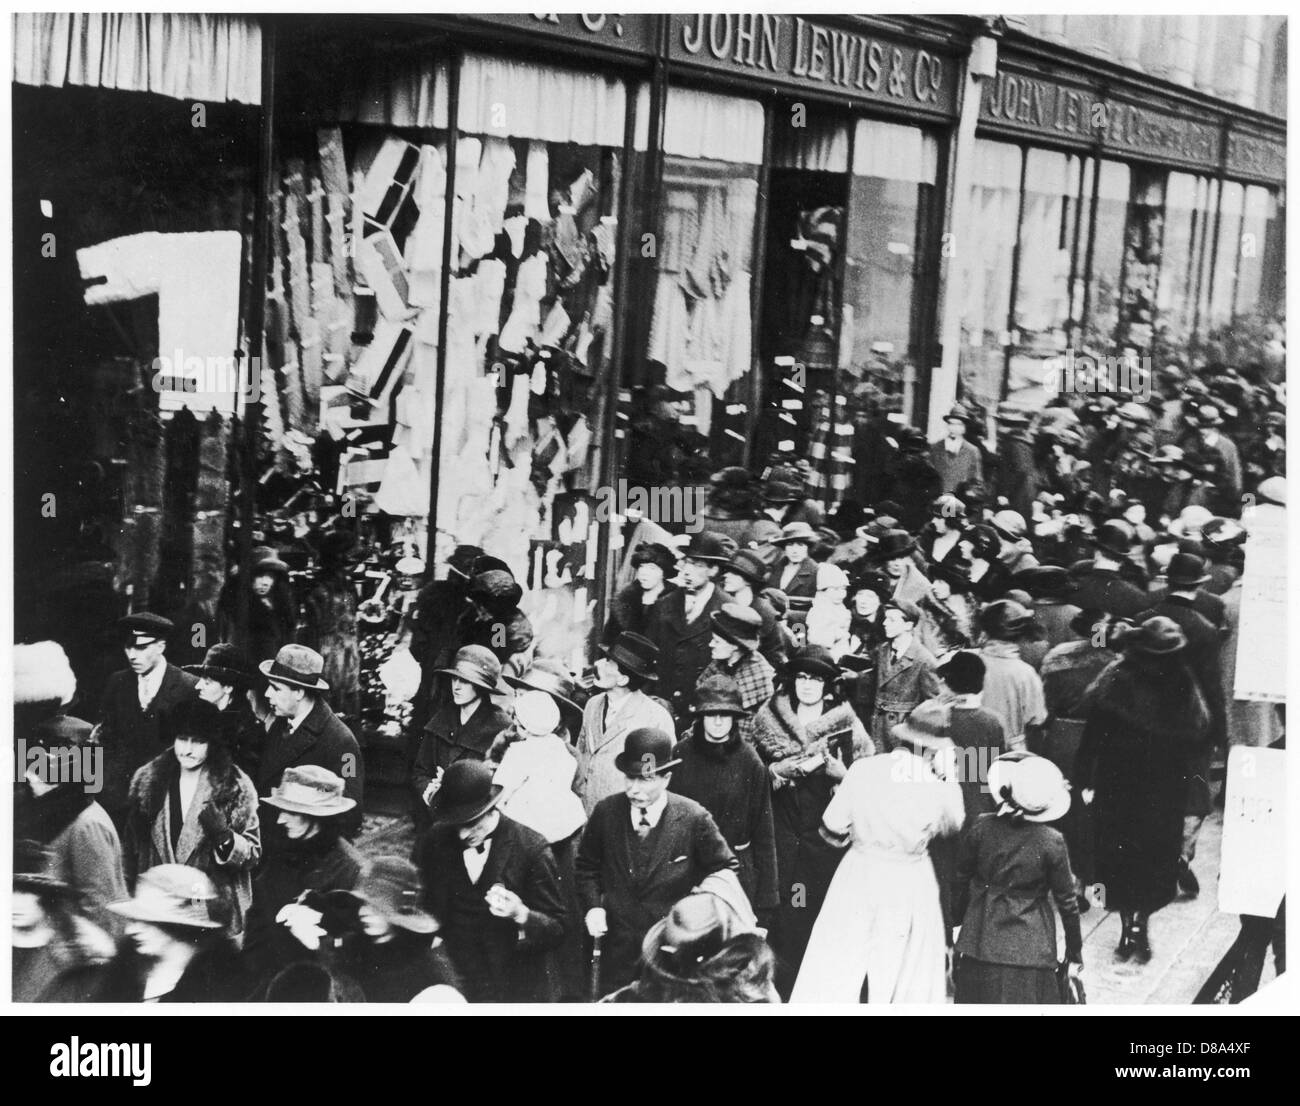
963,39,1287,413
13,14,1286,695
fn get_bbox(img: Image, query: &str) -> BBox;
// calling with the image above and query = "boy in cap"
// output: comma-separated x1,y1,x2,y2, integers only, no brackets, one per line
95,613,198,825
866,599,942,752
576,727,738,994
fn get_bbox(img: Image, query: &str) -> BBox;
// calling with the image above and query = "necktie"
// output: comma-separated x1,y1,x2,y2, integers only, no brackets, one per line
636,812,652,839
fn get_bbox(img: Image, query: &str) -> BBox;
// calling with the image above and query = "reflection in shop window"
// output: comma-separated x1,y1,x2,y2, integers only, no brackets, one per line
1157,172,1210,356
1206,180,1245,330
1081,159,1130,356
958,139,1021,410
1233,185,1274,320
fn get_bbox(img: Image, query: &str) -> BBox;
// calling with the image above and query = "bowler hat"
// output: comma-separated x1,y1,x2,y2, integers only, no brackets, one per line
890,701,956,752
614,727,680,777
725,549,770,587
436,645,505,695
185,643,256,689
771,521,819,546
263,765,356,817
109,864,223,930
987,752,1071,823
681,531,737,565
1116,615,1186,656
868,529,916,561
599,632,660,681
786,645,839,682
162,697,226,745
631,542,679,574
261,644,331,692
690,674,748,717
504,659,582,718
710,603,763,652
118,612,174,644
347,857,437,934
1092,519,1135,557
1165,552,1211,588
427,760,504,827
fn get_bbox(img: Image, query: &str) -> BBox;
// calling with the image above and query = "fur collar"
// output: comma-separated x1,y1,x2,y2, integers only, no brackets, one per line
753,694,861,764
131,747,243,823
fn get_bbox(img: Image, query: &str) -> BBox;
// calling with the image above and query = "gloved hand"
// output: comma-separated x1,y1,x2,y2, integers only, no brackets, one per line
198,804,231,844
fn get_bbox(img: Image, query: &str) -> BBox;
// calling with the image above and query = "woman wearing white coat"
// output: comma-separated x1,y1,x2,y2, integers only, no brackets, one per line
791,706,964,1004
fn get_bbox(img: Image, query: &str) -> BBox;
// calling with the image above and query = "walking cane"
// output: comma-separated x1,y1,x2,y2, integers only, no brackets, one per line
589,935,604,1002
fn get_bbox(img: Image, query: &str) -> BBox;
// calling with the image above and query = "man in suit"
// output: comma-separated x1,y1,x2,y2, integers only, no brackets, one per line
764,522,820,606
96,613,198,825
415,761,569,1003
1067,521,1152,618
867,599,943,753
929,407,984,495
577,727,738,994
256,644,364,844
644,531,733,722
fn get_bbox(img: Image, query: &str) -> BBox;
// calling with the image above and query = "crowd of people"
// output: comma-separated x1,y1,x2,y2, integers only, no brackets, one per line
11,359,1287,1004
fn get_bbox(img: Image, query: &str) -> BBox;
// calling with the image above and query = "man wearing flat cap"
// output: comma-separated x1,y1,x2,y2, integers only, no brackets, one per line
96,613,198,826
929,407,984,496
576,727,738,994
413,760,569,1002
866,599,942,753
256,644,364,845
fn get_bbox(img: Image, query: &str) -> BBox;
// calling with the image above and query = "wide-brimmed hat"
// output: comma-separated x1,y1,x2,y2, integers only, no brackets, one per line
436,645,505,695
1012,565,1079,600
505,658,582,719
252,547,290,576
1116,615,1187,656
710,604,763,652
987,752,1071,823
260,644,331,692
28,713,94,751
347,857,437,934
868,528,916,562
514,689,561,736
467,569,523,614
762,465,805,504
991,510,1028,542
771,521,818,546
724,549,770,587
13,839,73,896
1165,552,1211,588
427,760,504,827
639,891,758,980
614,727,681,777
1200,517,1248,548
118,612,174,645
690,674,748,717
185,643,256,689
681,531,738,565
980,599,1036,640
630,542,679,574
599,632,660,681
891,701,956,752
263,764,356,817
109,864,223,930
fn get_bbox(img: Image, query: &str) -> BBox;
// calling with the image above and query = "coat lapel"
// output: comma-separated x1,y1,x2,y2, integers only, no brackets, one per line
877,644,917,691
174,771,213,865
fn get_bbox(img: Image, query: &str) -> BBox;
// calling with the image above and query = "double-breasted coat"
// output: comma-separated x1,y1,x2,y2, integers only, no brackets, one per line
644,585,730,719
868,638,943,752
256,698,364,840
574,691,676,816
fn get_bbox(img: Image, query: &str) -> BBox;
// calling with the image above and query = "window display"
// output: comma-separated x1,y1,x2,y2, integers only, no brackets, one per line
1233,184,1275,320
1081,159,1131,355
1156,172,1210,354
1206,180,1245,330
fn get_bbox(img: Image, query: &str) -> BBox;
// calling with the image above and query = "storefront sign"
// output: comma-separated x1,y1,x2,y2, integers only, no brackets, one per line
669,14,958,118
980,69,1223,173
1226,129,1287,184
462,13,657,56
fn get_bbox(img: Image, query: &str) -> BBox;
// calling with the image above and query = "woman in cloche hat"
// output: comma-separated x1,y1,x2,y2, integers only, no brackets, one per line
121,697,262,944
1074,616,1211,964
953,752,1082,1004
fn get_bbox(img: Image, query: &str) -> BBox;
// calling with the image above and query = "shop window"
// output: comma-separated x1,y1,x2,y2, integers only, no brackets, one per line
1157,172,1211,355
1194,177,1221,335
958,139,1022,408
1081,159,1131,355
1233,185,1275,318
1006,149,1086,407
1116,168,1165,357
842,120,938,422
635,86,763,485
1207,180,1245,329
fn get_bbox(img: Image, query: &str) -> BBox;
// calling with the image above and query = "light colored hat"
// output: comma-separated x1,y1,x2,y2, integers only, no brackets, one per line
514,689,560,736
816,563,850,590
987,753,1071,823
1169,505,1213,538
1257,476,1286,506
13,641,76,707
263,765,356,817
108,865,223,930
260,644,331,692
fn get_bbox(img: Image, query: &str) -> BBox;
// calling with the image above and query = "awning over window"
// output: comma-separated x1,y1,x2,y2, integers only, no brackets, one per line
12,13,262,105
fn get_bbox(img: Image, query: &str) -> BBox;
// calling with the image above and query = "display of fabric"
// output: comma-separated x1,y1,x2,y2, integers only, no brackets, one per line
805,393,854,507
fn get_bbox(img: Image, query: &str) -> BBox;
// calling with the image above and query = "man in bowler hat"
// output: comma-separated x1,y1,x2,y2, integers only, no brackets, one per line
95,613,198,825
576,727,738,995
414,761,569,1002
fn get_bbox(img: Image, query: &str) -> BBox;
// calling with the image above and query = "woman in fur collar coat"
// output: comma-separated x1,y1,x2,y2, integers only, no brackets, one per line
752,647,871,996
123,699,261,942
